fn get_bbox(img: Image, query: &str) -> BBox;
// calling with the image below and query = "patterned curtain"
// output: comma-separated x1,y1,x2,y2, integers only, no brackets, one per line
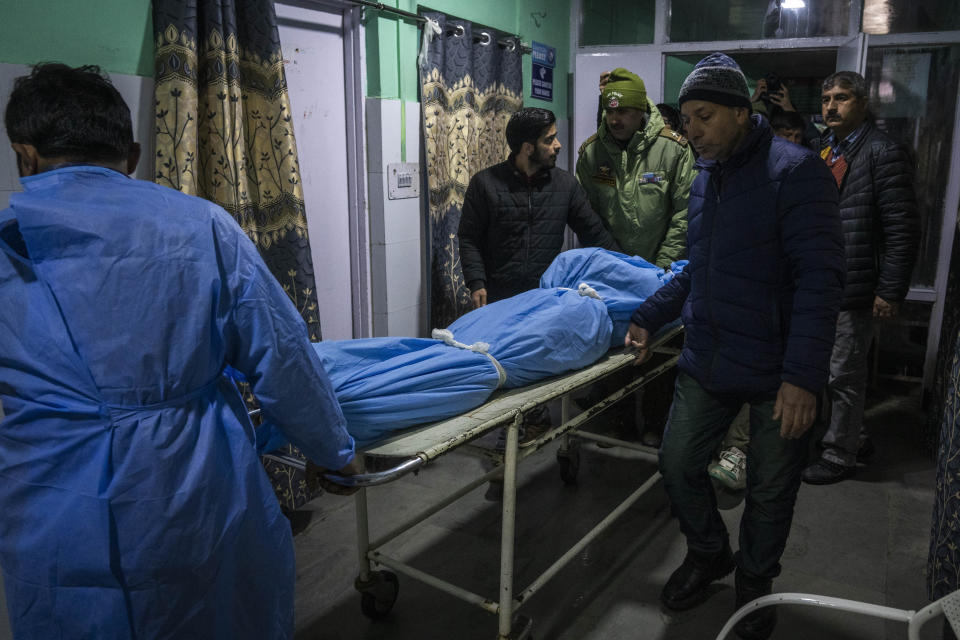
420,11,523,329
928,225,960,599
153,0,321,510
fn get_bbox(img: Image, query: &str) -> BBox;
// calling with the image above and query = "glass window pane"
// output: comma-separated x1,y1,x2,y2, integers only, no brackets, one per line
863,0,960,34
668,0,850,42
580,0,656,45
663,50,836,112
863,45,960,288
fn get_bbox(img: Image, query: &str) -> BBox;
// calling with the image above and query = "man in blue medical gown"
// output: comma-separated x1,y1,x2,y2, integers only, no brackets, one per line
0,63,359,639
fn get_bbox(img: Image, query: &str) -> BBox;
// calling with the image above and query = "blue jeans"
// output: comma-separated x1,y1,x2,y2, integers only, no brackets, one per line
659,373,809,579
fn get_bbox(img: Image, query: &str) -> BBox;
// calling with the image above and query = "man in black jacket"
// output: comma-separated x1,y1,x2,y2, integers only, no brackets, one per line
458,107,618,307
802,71,920,485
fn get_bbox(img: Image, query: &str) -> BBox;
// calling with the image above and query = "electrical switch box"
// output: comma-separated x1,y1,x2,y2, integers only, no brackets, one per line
387,163,420,200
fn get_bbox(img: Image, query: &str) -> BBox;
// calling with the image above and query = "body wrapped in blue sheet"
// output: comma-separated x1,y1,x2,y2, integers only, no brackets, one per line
260,249,683,450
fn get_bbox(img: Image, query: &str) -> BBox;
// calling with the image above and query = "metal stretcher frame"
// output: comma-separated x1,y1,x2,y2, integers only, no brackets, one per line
715,589,960,640
266,325,682,639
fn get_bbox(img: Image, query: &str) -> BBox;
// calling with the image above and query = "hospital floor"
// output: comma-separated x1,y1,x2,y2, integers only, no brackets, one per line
0,390,937,640
291,389,940,640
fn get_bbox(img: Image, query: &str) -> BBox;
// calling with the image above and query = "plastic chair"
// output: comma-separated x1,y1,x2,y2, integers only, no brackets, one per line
715,589,960,640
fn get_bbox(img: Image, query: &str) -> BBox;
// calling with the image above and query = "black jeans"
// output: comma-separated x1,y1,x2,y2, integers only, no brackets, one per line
659,373,809,579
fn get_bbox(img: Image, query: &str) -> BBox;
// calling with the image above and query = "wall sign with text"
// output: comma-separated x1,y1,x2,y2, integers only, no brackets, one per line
531,41,555,102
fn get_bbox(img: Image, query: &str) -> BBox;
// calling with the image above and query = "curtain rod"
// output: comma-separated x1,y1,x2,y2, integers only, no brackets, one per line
342,0,532,54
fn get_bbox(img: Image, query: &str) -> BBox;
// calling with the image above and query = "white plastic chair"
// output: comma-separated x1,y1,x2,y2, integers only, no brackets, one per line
715,589,960,640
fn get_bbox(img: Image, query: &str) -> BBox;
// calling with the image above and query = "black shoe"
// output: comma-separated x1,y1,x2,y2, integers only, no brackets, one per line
734,569,776,640
816,438,875,464
660,545,735,611
801,458,855,485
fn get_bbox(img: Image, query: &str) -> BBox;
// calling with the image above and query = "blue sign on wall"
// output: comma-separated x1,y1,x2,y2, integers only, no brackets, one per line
531,41,555,102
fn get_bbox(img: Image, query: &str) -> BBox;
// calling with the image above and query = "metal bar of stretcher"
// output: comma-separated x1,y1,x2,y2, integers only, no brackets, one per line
369,552,500,613
369,464,506,550
516,470,663,605
499,412,522,637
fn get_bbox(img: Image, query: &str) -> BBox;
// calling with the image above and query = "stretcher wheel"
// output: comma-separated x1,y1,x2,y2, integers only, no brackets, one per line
556,448,579,485
357,570,399,620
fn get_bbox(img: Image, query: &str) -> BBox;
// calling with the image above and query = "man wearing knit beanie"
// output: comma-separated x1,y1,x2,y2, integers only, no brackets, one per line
576,67,696,446
625,53,844,640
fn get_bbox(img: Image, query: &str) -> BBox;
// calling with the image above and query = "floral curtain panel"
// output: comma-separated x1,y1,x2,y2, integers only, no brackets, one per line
420,11,523,328
928,225,960,600
153,0,321,510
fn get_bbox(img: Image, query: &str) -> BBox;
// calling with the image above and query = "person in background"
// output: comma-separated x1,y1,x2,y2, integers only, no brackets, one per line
458,106,619,447
657,102,683,134
578,68,696,271
626,52,843,640
0,63,361,640
577,68,698,447
801,70,920,485
770,109,808,146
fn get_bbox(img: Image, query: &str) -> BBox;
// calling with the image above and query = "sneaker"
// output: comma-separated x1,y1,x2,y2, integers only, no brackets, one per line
660,544,735,611
708,447,747,491
801,458,855,485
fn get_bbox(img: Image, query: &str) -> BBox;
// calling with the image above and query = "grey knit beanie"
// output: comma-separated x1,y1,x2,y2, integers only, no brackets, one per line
678,52,751,109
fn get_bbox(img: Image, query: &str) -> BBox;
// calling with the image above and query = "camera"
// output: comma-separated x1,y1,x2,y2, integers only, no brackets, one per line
764,73,782,95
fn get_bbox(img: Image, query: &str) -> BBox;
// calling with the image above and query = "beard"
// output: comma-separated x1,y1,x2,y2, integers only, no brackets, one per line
533,147,557,169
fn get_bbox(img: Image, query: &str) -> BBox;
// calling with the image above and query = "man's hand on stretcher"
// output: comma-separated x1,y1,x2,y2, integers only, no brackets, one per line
624,323,652,365
307,455,365,496
625,324,817,440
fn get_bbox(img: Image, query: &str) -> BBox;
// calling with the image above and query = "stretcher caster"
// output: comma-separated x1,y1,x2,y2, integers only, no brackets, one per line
556,448,579,485
356,570,398,620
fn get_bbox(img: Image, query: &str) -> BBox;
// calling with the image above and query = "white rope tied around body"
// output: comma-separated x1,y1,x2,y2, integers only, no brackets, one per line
417,17,442,70
577,282,602,300
432,328,507,388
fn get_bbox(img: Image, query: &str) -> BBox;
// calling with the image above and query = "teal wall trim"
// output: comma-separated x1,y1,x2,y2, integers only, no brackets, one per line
364,0,571,118
0,0,153,77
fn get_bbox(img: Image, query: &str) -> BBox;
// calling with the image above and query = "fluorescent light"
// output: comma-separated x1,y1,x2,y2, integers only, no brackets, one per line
782,0,806,8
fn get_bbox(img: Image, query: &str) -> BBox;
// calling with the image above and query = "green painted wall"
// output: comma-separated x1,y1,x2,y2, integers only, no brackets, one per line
365,0,572,118
0,0,153,77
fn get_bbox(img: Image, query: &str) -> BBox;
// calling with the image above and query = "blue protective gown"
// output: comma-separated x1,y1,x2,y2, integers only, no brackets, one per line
0,166,355,639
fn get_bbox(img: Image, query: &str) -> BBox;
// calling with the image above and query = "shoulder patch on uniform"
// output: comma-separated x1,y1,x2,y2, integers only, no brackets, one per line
659,127,688,147
578,133,599,155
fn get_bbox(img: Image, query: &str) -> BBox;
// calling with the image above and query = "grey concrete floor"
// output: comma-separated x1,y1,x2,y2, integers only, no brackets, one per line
292,392,939,640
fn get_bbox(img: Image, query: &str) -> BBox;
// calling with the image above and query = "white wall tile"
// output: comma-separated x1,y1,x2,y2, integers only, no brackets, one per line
382,192,421,245
366,97,427,337
383,237,423,313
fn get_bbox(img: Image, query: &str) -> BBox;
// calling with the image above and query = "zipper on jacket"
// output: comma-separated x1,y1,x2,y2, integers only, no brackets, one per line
525,187,532,279
705,169,723,387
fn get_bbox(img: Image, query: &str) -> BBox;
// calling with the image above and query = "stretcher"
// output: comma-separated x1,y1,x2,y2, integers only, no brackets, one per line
716,588,960,640
265,325,683,639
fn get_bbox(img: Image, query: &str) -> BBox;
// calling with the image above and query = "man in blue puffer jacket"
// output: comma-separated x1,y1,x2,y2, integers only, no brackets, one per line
625,53,844,640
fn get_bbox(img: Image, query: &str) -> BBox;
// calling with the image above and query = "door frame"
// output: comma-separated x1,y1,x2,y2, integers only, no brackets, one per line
278,0,372,339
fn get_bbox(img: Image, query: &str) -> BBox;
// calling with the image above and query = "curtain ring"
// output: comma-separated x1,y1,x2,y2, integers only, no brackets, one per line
498,38,516,52
474,31,492,46
445,24,465,38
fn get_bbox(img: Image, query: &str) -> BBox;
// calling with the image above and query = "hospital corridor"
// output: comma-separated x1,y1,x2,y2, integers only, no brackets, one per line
0,0,959,639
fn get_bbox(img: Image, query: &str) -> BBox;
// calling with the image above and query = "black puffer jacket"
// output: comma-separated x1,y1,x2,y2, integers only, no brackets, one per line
458,158,619,301
823,120,919,310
